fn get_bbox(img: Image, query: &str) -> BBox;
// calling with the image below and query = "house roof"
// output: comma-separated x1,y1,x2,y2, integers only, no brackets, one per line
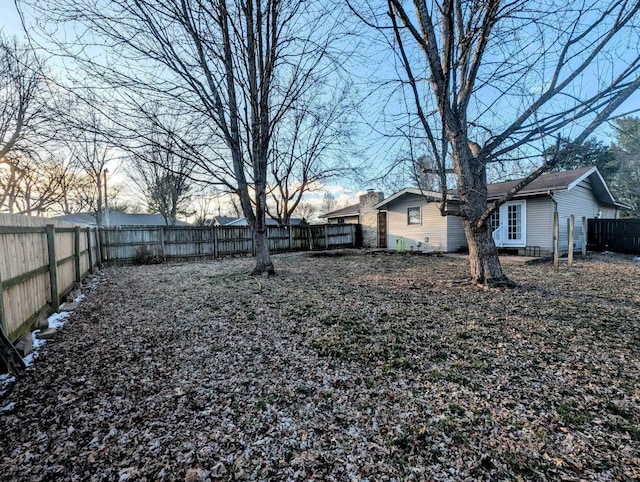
226,216,306,226
485,166,593,198
322,203,360,219
374,189,443,210
51,212,191,226
204,215,239,226
374,167,631,210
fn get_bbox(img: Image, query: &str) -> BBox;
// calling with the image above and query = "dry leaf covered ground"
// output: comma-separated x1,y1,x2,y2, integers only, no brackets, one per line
1,251,639,481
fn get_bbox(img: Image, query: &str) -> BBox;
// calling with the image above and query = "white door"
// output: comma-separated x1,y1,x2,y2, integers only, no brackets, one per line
491,200,526,248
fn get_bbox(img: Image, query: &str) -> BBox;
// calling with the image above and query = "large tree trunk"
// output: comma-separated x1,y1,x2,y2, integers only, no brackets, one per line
454,145,510,286
463,219,508,286
251,226,275,276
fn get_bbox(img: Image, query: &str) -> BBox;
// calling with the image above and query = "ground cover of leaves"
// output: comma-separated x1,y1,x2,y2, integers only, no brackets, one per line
1,252,639,481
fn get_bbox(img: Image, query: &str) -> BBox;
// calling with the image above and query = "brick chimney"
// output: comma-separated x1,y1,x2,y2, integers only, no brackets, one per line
359,190,384,248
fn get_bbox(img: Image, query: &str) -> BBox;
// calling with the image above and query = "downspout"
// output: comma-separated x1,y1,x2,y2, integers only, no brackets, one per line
548,190,557,211
549,190,557,255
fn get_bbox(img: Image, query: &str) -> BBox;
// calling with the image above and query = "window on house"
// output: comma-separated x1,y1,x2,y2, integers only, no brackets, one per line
489,210,500,233
337,218,345,224
407,206,421,225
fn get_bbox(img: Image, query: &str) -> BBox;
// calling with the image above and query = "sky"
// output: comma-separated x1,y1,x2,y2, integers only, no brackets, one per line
0,1,370,220
2,1,640,221
1,2,21,35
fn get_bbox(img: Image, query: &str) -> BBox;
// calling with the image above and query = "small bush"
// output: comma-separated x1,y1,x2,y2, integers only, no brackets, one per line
134,245,163,265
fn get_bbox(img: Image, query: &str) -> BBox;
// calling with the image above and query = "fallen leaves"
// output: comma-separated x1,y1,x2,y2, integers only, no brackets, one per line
0,252,638,480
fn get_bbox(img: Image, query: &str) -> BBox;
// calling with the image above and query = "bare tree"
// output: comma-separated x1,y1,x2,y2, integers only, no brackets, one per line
267,85,357,225
20,0,354,275
67,109,113,225
293,201,316,222
0,34,61,214
0,153,78,215
320,192,338,215
360,0,640,285
126,119,197,225
0,35,46,163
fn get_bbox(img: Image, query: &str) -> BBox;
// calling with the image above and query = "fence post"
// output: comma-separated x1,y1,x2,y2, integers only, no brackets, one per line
74,226,81,284
99,228,107,266
308,226,313,251
289,226,293,252
553,212,559,273
212,226,218,259
581,217,587,257
324,225,329,250
0,263,6,337
567,215,574,267
351,224,356,248
86,228,94,274
46,224,59,311
160,227,166,262
95,228,103,271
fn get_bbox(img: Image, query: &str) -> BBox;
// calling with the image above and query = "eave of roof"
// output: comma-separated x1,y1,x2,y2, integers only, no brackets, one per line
322,204,360,218
374,188,444,210
375,167,631,210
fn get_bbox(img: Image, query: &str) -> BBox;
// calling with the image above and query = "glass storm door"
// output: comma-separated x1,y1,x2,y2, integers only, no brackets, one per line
492,201,526,247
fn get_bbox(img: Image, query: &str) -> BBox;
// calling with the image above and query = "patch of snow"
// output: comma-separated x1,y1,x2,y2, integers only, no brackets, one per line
48,311,71,329
0,373,15,383
1,402,16,412
23,351,39,367
32,330,46,349
0,374,16,397
74,293,86,303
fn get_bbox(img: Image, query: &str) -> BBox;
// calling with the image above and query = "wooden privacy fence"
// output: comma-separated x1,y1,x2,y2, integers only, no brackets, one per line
0,215,100,342
100,223,358,264
0,218,357,342
587,218,640,254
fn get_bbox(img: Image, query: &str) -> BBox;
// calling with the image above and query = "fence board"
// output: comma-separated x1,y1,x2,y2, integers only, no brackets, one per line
587,218,640,254
0,216,357,341
0,214,98,341
99,224,358,265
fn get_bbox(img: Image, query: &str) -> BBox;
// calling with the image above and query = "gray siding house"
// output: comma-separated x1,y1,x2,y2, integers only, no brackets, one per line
375,167,629,255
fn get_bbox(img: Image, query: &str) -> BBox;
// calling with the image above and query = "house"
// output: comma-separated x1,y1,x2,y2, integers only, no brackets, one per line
321,190,384,248
374,166,629,255
50,212,191,227
323,204,360,224
204,215,239,226
225,216,307,227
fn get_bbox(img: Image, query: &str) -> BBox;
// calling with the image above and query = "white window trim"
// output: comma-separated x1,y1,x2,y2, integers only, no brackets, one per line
407,206,421,225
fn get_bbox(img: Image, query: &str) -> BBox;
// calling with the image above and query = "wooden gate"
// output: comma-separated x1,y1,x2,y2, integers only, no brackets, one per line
378,212,387,248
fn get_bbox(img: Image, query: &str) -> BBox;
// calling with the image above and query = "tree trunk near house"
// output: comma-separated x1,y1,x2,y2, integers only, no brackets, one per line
383,0,640,287
455,152,510,286
464,221,507,286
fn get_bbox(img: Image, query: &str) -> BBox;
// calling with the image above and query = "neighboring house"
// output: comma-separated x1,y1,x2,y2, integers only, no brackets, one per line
204,215,239,227
374,166,629,255
51,212,191,227
323,204,360,225
225,217,306,227
321,191,384,248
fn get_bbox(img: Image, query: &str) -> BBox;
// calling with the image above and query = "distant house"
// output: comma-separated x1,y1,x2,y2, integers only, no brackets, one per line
374,166,630,255
321,191,384,248
322,204,360,225
226,217,306,227
50,212,190,227
204,216,239,227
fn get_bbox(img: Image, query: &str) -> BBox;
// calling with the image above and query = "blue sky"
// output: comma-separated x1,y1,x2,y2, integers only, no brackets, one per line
1,2,21,35
3,1,640,218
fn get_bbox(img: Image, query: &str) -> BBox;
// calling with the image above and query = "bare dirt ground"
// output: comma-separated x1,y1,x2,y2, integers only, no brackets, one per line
0,251,639,481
